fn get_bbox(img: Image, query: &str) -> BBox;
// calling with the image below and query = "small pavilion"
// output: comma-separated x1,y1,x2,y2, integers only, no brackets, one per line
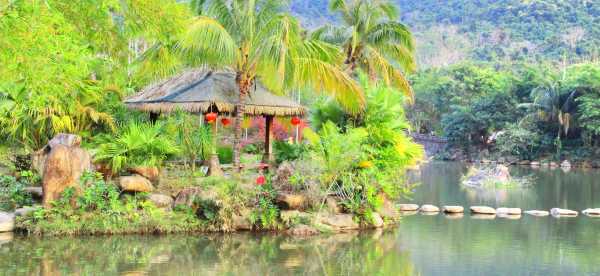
124,69,306,175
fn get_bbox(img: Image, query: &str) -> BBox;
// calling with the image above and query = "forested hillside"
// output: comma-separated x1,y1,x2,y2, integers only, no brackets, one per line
291,0,600,67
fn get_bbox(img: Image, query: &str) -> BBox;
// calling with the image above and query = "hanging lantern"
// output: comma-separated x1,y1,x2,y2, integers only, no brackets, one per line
205,112,217,123
221,117,231,126
290,116,301,126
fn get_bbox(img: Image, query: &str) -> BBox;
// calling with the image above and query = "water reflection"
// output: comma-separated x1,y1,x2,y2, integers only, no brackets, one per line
0,230,416,276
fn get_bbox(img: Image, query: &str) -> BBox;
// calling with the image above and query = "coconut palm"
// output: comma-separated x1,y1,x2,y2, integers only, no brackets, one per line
312,0,416,99
179,0,363,171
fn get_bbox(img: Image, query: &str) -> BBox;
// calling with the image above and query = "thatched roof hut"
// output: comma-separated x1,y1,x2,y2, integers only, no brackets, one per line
125,69,306,116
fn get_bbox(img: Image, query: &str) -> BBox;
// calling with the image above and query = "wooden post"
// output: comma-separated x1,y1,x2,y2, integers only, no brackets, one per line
264,115,274,163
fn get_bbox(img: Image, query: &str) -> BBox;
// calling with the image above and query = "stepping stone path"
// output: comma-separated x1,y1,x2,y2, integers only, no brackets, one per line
550,208,578,217
524,210,550,216
470,206,496,214
398,204,419,211
496,207,522,215
419,205,440,213
443,206,464,213
582,208,600,216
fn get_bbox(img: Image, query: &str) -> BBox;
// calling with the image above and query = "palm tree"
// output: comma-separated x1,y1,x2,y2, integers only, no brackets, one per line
312,0,417,99
180,0,363,171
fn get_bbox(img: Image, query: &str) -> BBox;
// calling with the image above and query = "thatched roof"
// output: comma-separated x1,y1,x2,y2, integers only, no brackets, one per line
125,69,306,116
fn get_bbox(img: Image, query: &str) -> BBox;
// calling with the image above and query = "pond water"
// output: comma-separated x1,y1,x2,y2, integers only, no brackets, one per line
1,162,600,275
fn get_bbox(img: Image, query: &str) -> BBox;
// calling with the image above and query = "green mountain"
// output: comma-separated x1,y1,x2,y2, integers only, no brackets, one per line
290,0,600,68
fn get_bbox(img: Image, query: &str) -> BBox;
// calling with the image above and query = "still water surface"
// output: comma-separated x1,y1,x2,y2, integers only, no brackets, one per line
1,162,599,275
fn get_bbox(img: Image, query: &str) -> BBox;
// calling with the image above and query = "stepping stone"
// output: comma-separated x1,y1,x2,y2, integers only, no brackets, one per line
399,211,418,216
471,214,496,220
496,207,522,215
550,208,578,217
582,208,600,217
420,211,440,216
419,204,440,213
398,204,419,212
443,206,464,213
524,210,550,216
470,206,496,214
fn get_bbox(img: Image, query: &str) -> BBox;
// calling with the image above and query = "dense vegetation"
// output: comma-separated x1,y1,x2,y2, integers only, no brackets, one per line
408,62,600,162
291,0,600,67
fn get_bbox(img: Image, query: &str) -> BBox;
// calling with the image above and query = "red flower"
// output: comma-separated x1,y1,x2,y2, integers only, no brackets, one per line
256,175,266,185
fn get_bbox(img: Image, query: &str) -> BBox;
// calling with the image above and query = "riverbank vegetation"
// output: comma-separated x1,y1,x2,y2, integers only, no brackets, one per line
0,0,422,236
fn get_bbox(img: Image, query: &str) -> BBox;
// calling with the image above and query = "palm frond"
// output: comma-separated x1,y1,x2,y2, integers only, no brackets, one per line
177,16,237,68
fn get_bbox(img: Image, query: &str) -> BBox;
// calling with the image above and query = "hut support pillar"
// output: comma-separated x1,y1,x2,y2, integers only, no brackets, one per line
207,120,223,177
263,115,274,164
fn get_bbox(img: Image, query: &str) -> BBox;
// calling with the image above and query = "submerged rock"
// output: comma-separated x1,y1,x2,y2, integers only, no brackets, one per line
496,207,522,215
443,206,464,213
470,206,496,214
582,208,600,216
399,210,418,216
497,214,521,219
444,213,464,219
0,212,15,232
550,208,578,217
398,204,419,211
524,210,550,216
419,204,440,212
471,214,496,220
119,175,154,193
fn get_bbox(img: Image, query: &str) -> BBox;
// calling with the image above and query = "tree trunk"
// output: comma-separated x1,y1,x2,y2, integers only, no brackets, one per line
234,73,252,172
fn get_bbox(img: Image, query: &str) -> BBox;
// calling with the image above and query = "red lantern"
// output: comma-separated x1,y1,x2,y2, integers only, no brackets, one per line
205,112,217,123
221,117,231,126
291,117,301,126
256,175,266,186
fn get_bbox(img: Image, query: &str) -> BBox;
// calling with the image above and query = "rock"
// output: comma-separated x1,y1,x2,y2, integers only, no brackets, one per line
119,175,154,193
280,210,311,224
173,187,219,208
326,197,343,214
496,207,522,215
398,204,419,211
24,187,43,199
232,208,253,230
378,198,400,220
276,193,307,210
419,204,440,212
549,162,558,168
287,224,318,236
128,167,160,183
273,161,294,189
0,232,14,246
470,206,496,214
14,206,37,217
530,161,540,167
493,165,511,182
550,208,578,217
399,211,418,216
582,208,600,216
41,135,93,207
497,214,521,219
319,214,359,231
524,210,550,216
0,212,15,232
371,212,384,228
443,206,464,213
561,160,572,168
148,194,173,209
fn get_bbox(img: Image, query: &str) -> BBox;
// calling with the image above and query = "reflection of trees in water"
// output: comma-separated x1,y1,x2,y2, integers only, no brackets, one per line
0,230,416,275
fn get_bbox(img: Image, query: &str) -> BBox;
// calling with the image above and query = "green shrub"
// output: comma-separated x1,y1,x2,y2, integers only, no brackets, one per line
0,175,33,211
217,146,233,164
273,141,308,164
